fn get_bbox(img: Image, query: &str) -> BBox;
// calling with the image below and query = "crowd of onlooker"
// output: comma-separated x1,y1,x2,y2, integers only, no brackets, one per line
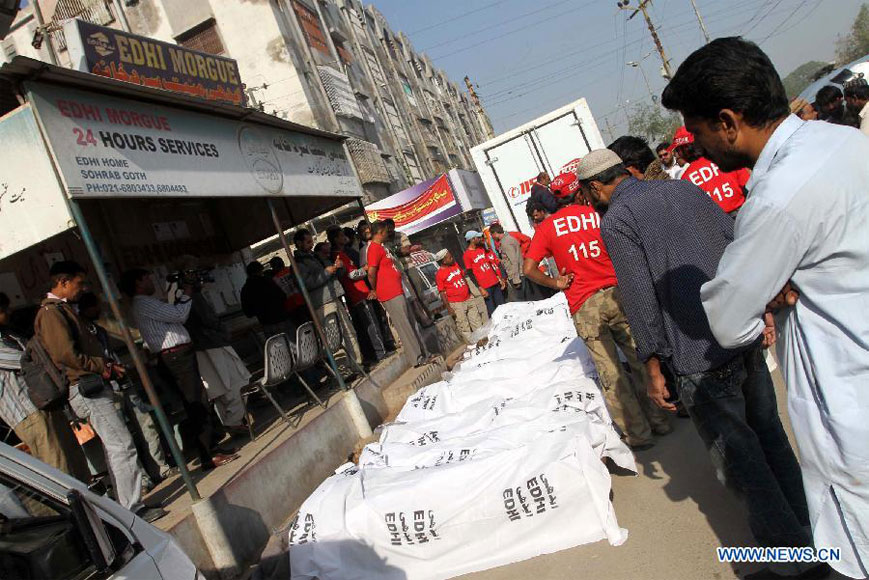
0,213,543,522
510,38,868,580
1,36,866,578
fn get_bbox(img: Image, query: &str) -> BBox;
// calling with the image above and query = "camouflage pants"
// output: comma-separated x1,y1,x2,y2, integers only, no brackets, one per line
572,287,671,446
450,299,484,341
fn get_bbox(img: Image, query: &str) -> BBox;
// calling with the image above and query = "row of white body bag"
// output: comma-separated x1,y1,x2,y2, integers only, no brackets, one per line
289,293,637,580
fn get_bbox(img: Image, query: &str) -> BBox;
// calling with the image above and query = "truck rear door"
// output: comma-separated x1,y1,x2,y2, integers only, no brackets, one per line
483,133,545,236
529,109,594,183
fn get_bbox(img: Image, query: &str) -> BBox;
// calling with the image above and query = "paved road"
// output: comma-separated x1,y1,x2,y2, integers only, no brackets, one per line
459,369,800,580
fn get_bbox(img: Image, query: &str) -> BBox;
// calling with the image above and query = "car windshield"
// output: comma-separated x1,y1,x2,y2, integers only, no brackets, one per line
416,263,438,287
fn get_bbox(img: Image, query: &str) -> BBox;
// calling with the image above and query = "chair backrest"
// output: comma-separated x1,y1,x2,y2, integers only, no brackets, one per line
262,333,295,386
294,322,322,372
322,312,343,354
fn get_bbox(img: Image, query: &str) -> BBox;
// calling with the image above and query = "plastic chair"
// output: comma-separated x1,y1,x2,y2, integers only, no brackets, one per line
254,333,296,427
323,312,382,389
292,323,328,408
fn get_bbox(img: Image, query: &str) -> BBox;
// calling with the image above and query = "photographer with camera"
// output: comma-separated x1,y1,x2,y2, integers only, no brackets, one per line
122,268,238,473
36,262,165,521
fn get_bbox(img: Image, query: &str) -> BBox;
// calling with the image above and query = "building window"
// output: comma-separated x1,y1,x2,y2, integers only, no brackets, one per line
176,19,225,56
404,152,423,182
337,43,353,65
399,74,416,107
49,0,116,51
293,0,330,56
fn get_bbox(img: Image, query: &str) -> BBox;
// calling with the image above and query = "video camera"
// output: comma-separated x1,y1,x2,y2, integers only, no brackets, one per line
166,268,214,287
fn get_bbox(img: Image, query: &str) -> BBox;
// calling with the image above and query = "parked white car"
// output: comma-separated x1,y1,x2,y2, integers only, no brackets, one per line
0,442,200,580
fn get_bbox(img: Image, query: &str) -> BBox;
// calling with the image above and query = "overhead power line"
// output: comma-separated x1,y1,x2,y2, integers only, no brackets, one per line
407,0,511,36
475,0,758,93
480,0,759,104
419,0,575,52
742,0,787,36
759,0,825,43
482,0,811,131
758,0,809,43
428,0,597,59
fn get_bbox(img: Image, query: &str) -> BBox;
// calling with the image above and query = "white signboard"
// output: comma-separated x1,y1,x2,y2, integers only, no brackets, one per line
448,168,491,212
0,105,73,260
25,81,363,199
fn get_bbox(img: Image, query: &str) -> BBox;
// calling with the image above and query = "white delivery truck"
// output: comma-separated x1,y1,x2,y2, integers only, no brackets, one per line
470,98,606,236
0,442,200,580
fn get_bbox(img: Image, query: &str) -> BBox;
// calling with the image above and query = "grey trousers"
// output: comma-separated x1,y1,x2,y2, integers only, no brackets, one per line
70,384,144,512
382,294,428,366
212,390,246,428
118,389,172,479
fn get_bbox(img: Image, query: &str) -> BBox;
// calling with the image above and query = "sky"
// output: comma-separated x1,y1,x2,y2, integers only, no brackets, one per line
371,0,864,139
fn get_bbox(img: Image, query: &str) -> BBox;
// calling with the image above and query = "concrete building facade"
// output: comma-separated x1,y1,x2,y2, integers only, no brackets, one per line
2,0,494,202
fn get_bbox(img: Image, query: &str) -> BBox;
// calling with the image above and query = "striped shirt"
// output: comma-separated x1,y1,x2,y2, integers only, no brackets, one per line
132,294,193,352
0,332,37,428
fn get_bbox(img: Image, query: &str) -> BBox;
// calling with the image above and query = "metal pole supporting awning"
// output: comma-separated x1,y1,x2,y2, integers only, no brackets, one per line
266,198,347,391
66,199,203,500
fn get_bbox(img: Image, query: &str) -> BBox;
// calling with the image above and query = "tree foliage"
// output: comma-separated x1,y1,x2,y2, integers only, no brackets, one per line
836,3,869,65
626,102,683,145
782,61,830,98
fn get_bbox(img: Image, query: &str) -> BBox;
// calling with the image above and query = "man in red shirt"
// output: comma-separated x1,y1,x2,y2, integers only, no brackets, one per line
670,126,750,216
463,230,505,317
368,221,430,367
435,249,483,341
522,157,671,448
327,226,390,368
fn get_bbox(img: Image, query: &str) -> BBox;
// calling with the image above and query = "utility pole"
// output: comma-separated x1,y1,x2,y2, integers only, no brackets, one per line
111,0,132,32
465,75,496,140
617,0,673,79
689,0,710,43
604,117,616,142
31,0,58,65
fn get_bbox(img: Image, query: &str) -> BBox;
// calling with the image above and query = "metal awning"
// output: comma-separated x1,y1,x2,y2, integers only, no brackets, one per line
0,57,361,503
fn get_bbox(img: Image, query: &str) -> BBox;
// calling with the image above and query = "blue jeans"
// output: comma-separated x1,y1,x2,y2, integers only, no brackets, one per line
674,347,812,549
482,284,505,317
69,384,144,512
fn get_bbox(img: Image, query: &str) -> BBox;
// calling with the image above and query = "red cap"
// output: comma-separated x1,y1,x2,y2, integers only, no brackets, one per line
550,172,579,199
667,126,694,152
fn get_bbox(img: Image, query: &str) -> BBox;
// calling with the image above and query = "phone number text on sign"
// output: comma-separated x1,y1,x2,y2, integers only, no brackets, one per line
73,155,187,193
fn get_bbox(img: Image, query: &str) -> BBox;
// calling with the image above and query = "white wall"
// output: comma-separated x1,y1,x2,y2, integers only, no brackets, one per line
126,0,318,128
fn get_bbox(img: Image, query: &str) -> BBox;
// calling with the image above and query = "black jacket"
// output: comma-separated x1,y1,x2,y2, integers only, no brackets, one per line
528,184,559,215
240,275,289,326
186,293,231,351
